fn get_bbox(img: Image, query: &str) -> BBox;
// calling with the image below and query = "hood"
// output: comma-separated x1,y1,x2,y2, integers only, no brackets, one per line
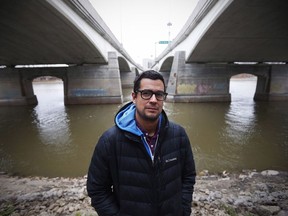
115,102,142,136
115,102,168,136
115,102,168,160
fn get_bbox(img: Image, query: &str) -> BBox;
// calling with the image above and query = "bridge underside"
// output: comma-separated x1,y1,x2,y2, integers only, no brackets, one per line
0,0,110,66
187,0,288,63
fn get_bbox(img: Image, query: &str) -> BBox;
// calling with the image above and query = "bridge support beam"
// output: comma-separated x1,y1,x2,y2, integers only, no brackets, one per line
267,65,288,101
65,52,123,104
64,52,123,105
0,52,123,106
120,67,138,89
0,68,37,105
166,51,231,102
166,51,288,102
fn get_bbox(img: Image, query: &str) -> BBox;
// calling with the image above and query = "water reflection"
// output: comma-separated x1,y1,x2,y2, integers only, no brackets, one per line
216,78,258,171
225,79,257,143
32,82,72,151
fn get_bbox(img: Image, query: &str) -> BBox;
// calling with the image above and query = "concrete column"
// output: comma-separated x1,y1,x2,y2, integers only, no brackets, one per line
21,77,38,105
254,74,270,101
120,66,137,89
65,52,123,104
0,68,37,105
166,51,231,102
269,64,288,101
166,51,185,97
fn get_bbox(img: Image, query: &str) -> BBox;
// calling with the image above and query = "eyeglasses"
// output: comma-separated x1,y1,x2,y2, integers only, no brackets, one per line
136,89,168,101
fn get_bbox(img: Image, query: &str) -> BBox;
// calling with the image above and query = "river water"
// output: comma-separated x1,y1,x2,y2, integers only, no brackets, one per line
0,78,287,177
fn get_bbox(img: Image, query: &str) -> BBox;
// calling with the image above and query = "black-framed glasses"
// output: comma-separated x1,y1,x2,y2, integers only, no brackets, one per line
136,89,168,101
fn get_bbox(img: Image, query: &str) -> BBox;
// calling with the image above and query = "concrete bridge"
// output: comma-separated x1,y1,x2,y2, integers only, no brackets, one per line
1,0,288,105
154,0,288,102
0,0,142,105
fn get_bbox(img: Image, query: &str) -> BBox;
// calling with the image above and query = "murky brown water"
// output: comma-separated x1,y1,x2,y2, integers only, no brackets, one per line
0,78,287,177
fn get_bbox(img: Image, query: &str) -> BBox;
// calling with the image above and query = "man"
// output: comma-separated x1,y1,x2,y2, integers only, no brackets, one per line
87,70,196,216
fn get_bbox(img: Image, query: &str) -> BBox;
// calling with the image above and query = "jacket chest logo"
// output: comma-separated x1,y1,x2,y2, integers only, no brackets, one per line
165,157,177,163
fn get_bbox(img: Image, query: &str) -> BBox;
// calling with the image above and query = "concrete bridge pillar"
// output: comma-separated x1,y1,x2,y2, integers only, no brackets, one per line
0,68,37,105
0,52,123,106
166,51,231,102
254,73,270,101
166,51,288,102
65,52,123,104
268,65,288,101
120,67,138,89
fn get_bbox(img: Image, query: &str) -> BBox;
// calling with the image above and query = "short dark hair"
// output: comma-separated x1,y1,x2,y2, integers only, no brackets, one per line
133,70,166,93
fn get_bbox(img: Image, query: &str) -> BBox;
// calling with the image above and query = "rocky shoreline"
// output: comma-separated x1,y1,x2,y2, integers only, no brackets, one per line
0,170,287,216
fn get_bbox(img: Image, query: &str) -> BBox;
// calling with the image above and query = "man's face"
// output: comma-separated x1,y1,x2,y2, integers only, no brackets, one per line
132,78,165,122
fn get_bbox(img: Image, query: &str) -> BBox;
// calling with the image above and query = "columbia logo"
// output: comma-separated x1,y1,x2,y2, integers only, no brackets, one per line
165,157,177,163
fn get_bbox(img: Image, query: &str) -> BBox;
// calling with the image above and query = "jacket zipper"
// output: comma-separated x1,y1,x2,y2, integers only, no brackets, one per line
143,134,159,163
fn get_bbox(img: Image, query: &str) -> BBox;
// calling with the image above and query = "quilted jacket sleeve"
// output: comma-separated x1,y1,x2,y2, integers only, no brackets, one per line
86,133,119,216
180,128,196,216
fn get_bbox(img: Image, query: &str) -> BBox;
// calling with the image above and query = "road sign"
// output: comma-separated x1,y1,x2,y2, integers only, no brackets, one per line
159,41,171,44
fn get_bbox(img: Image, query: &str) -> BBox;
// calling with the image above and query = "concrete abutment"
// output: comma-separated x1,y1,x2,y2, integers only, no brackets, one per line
0,52,123,106
0,68,35,106
165,51,288,102
65,52,123,105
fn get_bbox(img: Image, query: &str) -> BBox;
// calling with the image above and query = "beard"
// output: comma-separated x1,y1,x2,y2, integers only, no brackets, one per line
136,107,161,122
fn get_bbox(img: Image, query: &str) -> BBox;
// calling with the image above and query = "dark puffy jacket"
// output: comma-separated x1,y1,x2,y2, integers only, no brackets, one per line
87,102,196,216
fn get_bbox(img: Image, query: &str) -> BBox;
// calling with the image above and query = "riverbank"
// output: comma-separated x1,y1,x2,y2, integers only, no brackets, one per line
0,170,287,216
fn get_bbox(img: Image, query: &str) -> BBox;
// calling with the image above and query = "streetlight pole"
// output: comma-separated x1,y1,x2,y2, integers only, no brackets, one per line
154,41,157,60
167,22,172,43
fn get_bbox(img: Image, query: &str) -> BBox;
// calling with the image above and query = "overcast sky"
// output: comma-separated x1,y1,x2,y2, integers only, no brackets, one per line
89,0,198,64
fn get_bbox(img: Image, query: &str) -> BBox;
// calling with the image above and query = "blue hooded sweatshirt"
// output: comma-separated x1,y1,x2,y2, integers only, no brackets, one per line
114,102,161,160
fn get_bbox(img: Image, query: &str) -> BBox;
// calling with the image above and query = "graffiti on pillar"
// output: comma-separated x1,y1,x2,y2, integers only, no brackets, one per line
70,89,106,97
177,79,227,95
195,83,212,94
270,78,288,93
